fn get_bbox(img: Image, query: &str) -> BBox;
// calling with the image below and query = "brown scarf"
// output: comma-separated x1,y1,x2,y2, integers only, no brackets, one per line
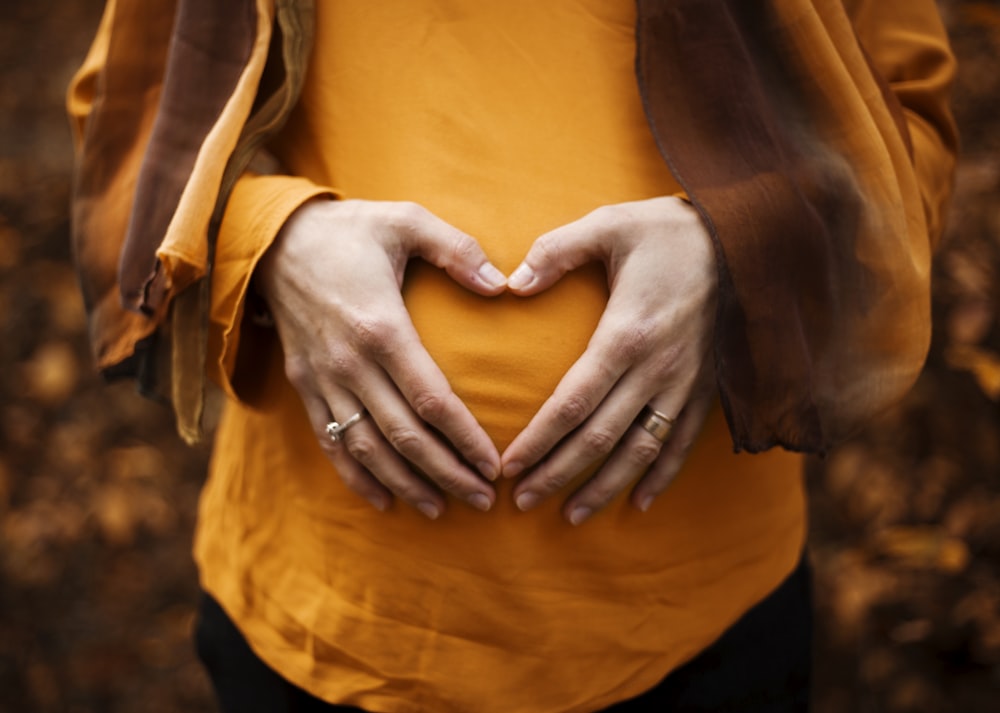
71,0,950,451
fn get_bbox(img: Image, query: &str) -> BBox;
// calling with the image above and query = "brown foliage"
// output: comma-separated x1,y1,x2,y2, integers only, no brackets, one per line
807,4,1000,710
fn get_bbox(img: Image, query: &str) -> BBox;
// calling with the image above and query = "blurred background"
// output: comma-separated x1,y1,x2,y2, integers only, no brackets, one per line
1,1,998,711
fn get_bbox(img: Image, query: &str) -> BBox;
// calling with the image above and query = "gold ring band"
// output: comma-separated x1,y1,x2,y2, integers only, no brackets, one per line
638,406,675,442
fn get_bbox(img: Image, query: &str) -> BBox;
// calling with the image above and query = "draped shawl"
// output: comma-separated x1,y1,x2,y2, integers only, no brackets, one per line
69,0,956,450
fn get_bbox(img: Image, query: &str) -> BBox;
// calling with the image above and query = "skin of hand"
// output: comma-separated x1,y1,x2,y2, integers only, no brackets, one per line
501,195,718,525
255,198,508,520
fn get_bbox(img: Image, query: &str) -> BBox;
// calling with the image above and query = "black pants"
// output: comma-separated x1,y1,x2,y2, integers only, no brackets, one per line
195,558,812,713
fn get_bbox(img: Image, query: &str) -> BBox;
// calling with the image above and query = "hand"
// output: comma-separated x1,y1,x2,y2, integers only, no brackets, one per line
256,199,507,519
501,196,718,525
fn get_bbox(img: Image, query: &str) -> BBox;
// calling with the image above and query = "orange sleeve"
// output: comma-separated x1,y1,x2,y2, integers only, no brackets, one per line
207,174,336,402
66,0,115,147
847,0,959,246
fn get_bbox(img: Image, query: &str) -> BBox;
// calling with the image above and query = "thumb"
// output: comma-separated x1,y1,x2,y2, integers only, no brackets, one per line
403,207,507,296
507,215,607,296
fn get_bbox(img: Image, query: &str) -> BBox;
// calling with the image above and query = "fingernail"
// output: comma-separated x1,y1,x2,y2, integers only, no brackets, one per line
569,506,592,526
503,461,524,479
369,497,389,512
478,461,499,482
638,495,654,513
469,493,492,512
515,491,539,512
417,502,441,520
507,263,535,291
478,262,507,290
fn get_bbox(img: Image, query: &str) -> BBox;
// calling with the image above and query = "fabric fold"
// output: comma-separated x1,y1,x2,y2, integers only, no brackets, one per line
635,0,956,453
71,0,955,449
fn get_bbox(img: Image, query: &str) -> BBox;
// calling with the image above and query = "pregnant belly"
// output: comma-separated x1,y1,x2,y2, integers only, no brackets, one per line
402,260,609,450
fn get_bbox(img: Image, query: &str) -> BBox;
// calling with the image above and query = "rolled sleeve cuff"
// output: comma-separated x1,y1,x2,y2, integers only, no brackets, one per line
208,173,338,402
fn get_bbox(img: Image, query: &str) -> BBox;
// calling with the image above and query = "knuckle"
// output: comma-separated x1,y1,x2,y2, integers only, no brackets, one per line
327,343,362,381
630,440,663,468
345,435,378,466
544,469,576,492
449,234,479,265
389,201,427,233
580,427,619,458
613,321,654,362
647,343,682,380
586,481,619,507
317,436,340,459
378,471,433,504
351,316,396,356
283,356,311,389
555,393,592,429
532,234,560,267
385,424,424,460
587,204,626,238
446,426,479,456
588,356,618,386
588,203,616,225
430,468,462,494
412,390,451,424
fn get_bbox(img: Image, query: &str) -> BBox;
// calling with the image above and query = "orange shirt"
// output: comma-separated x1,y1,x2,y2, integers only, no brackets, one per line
64,1,954,707
196,2,806,711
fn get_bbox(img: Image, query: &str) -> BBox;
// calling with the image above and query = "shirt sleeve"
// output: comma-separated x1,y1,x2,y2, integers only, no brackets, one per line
207,174,336,402
68,0,321,437
635,0,958,452
846,0,959,246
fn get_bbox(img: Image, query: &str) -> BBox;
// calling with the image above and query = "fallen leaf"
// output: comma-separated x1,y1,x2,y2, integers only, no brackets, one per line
22,340,79,404
945,344,1000,399
873,525,971,574
963,3,1000,41
37,263,88,335
889,618,933,644
92,484,139,547
106,445,167,483
861,646,898,683
888,674,943,713
821,550,899,644
942,250,994,300
947,299,995,345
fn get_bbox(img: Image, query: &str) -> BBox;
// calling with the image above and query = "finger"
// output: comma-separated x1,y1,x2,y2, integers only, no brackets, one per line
501,353,620,481
512,335,706,519
320,386,452,520
335,415,449,520
559,405,677,525
362,316,502,482
507,207,614,295
306,380,457,520
350,366,496,512
300,391,393,512
399,203,507,296
630,388,714,513
501,309,638,478
510,369,653,512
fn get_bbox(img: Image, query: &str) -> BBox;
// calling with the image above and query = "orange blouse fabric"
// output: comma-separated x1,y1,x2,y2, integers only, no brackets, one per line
198,2,806,712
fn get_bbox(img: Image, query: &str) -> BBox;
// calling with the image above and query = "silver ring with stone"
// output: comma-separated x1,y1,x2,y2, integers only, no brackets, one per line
326,409,367,442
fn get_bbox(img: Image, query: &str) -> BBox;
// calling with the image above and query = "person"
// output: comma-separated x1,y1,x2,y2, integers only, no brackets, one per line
68,0,957,711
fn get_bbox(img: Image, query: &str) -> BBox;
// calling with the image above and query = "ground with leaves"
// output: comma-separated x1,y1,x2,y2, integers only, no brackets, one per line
1,1,998,711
